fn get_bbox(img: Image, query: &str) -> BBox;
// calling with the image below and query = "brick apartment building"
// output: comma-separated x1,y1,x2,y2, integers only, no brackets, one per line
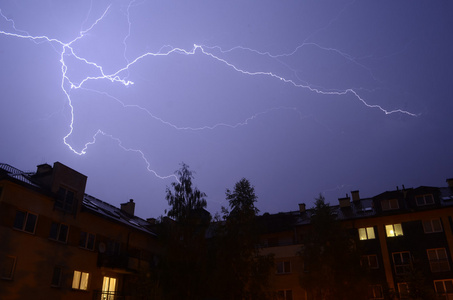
0,162,159,299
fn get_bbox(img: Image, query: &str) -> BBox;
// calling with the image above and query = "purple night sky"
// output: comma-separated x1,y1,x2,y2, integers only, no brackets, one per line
1,0,452,219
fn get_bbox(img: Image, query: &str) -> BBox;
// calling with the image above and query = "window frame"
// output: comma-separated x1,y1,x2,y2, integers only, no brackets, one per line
13,210,38,234
51,266,63,287
415,194,434,206
381,198,399,211
397,282,410,299
427,248,450,273
385,223,403,237
276,260,291,274
1,255,16,280
55,186,76,213
361,254,379,269
392,251,412,275
368,285,384,299
423,219,443,234
72,270,89,290
434,279,453,296
358,227,376,240
79,231,96,251
49,222,69,243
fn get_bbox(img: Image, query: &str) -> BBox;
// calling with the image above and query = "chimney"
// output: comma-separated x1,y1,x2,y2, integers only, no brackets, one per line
36,163,52,174
298,203,306,213
338,194,351,208
447,178,453,188
147,218,156,224
121,199,135,216
351,190,360,202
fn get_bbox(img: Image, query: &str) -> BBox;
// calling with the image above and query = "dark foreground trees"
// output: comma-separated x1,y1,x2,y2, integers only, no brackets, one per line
299,194,367,300
208,178,274,300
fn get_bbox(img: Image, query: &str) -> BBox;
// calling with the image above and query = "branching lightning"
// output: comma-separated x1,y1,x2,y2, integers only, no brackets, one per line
0,3,417,181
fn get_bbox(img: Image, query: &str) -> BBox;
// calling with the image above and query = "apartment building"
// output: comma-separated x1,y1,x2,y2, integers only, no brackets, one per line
259,180,453,300
0,162,159,299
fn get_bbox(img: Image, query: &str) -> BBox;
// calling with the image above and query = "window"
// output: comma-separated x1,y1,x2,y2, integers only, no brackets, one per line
55,187,75,213
102,276,117,300
13,210,38,234
392,252,411,275
51,266,63,287
381,198,399,211
423,219,443,233
277,290,293,300
49,222,69,243
358,227,375,240
79,232,95,250
361,255,379,269
277,261,291,274
368,285,384,299
1,255,16,280
434,280,453,297
428,248,450,272
397,282,410,299
72,270,89,290
416,194,434,206
385,224,403,237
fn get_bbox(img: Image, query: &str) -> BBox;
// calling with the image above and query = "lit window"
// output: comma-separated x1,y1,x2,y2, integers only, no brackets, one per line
398,282,410,299
277,261,291,274
381,198,399,211
434,279,453,297
361,255,379,269
368,285,383,299
102,276,117,299
51,266,63,287
13,210,38,234
56,187,75,213
72,270,89,290
358,227,375,240
385,224,403,237
427,248,450,272
277,290,293,300
1,255,16,280
415,194,434,206
79,232,95,250
49,222,69,243
392,252,411,275
423,219,443,233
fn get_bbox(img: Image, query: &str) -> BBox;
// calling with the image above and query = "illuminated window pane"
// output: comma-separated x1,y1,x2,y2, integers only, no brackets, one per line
366,227,375,239
358,228,366,240
394,224,403,236
80,272,89,290
386,224,403,237
72,271,81,289
72,270,89,290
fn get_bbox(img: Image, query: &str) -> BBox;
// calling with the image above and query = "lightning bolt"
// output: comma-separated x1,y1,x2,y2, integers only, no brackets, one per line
0,3,417,181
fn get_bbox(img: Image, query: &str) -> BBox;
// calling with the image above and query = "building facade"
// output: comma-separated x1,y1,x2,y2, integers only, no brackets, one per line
259,180,453,300
0,162,159,299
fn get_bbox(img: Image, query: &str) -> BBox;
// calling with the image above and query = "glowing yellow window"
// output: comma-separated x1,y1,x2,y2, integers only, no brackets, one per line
385,224,403,237
358,227,375,240
102,276,117,299
72,270,89,290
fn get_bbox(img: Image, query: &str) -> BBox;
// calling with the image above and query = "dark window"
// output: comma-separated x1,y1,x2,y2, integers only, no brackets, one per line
79,232,95,250
416,194,434,206
381,198,399,211
361,255,379,269
1,256,16,280
13,210,38,234
51,266,63,287
427,248,450,272
277,261,291,274
49,222,69,243
423,219,443,233
55,187,75,213
393,252,411,275
277,290,293,300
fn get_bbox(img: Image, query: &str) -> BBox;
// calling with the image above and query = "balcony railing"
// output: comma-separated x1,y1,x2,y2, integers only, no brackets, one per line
92,290,125,300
